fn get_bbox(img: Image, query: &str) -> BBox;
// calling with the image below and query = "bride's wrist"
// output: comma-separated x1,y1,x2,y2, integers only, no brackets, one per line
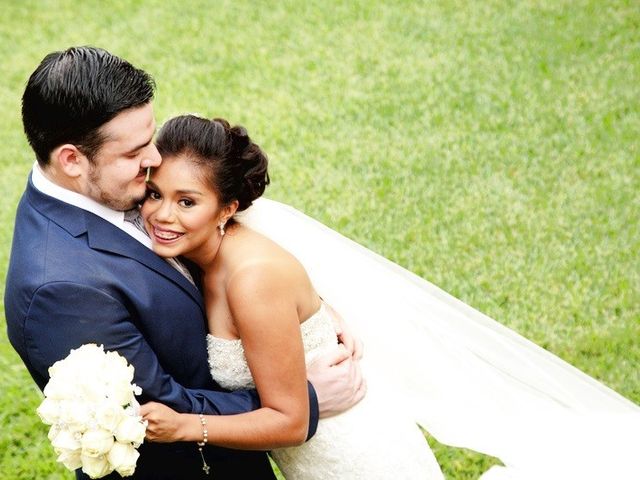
177,414,204,442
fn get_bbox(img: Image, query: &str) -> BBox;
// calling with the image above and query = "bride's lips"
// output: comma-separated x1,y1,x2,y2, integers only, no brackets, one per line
151,225,184,244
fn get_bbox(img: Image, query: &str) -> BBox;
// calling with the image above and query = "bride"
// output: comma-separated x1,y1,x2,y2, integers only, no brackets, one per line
139,114,640,479
139,114,444,479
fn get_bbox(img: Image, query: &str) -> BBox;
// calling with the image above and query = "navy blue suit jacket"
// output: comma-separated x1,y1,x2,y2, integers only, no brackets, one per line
5,177,319,479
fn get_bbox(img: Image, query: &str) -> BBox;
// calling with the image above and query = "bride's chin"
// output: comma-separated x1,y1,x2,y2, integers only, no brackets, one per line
153,243,181,257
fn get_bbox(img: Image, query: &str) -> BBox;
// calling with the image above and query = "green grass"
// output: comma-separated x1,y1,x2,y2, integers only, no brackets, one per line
1,0,639,478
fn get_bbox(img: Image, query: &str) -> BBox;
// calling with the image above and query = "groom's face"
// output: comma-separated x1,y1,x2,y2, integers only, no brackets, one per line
83,102,161,210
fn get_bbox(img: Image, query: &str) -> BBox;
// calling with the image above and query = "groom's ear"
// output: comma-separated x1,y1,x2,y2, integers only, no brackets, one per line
51,144,87,178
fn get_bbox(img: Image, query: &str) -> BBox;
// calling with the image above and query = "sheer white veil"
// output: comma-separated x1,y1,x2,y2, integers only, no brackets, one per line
240,198,639,479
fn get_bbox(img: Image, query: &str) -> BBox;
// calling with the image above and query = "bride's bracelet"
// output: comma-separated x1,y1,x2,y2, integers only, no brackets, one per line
197,414,210,475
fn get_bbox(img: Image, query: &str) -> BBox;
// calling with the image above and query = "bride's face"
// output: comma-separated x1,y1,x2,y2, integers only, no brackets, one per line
141,155,224,263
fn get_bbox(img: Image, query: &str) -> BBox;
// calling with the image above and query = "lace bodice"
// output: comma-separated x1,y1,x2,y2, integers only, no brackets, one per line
207,303,337,391
206,301,443,479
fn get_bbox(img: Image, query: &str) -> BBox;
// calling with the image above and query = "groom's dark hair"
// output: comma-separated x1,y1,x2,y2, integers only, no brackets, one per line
22,46,155,166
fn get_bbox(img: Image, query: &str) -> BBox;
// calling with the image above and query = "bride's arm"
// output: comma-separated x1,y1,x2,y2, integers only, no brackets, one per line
142,261,310,450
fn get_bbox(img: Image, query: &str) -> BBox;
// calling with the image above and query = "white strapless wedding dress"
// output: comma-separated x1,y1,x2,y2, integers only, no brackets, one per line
207,303,445,479
209,198,639,480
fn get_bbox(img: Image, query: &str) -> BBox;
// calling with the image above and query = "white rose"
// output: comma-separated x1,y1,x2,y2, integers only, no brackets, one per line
114,415,146,446
81,454,113,479
109,380,135,407
81,429,115,457
107,441,140,477
104,352,133,378
43,376,74,400
37,397,61,425
58,399,93,432
128,397,141,417
57,447,83,470
51,428,82,452
48,353,79,379
53,344,103,380
105,350,133,378
78,376,108,404
132,383,142,396
48,424,61,442
47,358,63,378
69,344,105,367
95,401,126,432
102,351,136,405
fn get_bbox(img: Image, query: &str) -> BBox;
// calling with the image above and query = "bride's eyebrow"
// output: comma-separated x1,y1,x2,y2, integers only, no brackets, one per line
176,189,203,196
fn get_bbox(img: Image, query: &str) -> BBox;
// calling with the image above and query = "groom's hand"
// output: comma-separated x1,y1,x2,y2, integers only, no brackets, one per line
307,344,366,418
325,303,364,360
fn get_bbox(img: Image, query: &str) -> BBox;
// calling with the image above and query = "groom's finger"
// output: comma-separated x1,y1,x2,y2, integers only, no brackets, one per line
352,373,367,405
322,344,352,367
325,303,364,360
348,355,365,404
350,336,364,361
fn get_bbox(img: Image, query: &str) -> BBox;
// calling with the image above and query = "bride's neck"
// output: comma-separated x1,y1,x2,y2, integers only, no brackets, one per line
186,223,241,277
185,235,225,273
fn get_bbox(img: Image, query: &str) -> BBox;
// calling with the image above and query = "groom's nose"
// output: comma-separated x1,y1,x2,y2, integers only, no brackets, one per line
141,143,162,168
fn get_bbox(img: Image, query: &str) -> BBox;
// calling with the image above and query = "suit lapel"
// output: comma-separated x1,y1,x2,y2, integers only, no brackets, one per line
85,215,205,311
25,179,205,313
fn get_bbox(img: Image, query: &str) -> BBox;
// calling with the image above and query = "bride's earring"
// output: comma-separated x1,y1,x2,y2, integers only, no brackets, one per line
218,222,226,237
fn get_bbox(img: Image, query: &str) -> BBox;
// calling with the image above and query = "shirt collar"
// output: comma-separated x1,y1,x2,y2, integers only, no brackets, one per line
31,162,126,228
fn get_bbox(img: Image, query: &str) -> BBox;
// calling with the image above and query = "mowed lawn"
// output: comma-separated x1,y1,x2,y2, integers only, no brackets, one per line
0,1,638,478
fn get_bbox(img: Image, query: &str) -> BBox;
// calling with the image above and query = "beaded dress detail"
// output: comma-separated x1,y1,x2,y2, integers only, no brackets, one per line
207,303,444,479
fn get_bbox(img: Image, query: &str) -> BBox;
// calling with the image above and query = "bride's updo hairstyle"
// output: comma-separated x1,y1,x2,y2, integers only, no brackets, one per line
155,114,270,224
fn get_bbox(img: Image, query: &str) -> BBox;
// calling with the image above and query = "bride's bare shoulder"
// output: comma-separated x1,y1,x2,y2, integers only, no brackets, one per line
233,225,301,263
226,225,308,288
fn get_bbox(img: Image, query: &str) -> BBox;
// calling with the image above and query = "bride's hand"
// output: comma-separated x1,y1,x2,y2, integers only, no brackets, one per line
140,401,185,443
325,303,364,360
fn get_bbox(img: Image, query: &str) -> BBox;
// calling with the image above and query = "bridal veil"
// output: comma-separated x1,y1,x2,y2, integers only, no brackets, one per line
240,198,639,479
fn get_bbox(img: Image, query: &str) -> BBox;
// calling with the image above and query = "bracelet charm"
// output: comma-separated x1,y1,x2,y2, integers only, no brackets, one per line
197,414,210,475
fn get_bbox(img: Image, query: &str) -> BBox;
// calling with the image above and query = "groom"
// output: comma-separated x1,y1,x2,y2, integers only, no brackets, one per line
5,46,364,479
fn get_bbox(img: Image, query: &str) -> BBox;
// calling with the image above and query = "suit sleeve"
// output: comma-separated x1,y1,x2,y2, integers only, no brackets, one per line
24,282,319,438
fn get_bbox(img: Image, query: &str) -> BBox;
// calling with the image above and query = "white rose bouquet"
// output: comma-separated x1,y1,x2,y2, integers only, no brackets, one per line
37,344,147,478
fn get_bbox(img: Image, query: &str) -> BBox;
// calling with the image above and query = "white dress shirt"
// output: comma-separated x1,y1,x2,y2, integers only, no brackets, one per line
31,163,152,247
31,163,194,284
